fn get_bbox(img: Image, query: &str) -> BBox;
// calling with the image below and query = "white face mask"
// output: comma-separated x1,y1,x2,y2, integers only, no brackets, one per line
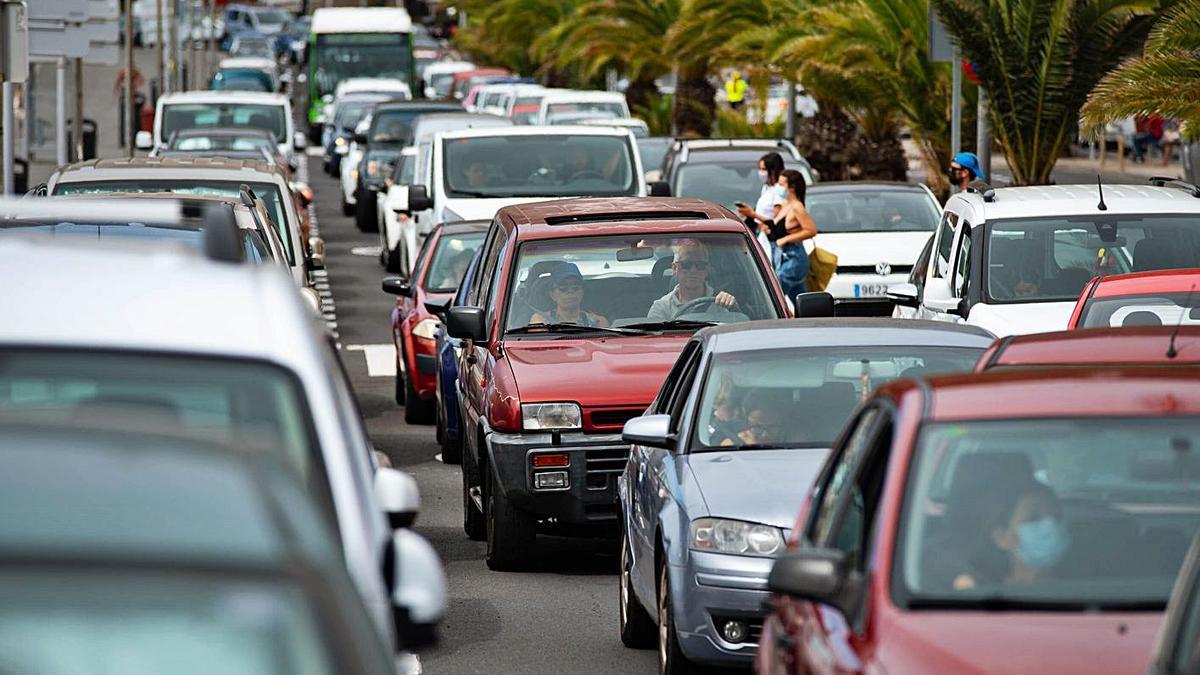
758,169,769,184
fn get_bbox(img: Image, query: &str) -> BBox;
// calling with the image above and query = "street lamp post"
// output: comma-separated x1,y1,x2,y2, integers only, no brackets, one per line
124,0,134,158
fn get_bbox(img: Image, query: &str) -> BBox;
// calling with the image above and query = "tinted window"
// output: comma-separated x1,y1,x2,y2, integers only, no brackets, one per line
313,33,413,96
444,134,638,198
162,103,287,143
674,160,812,211
1078,291,1200,328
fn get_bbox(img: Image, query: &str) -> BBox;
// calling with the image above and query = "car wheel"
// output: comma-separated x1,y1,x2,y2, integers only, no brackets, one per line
439,397,462,464
386,242,403,274
658,560,695,675
619,527,657,649
393,353,406,406
355,189,378,233
341,193,354,217
403,376,435,424
462,436,484,540
485,463,534,571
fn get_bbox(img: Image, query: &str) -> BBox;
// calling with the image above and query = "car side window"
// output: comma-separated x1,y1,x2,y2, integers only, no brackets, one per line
412,230,438,279
664,347,704,433
953,224,973,299
934,212,958,278
909,234,934,296
652,342,699,414
466,222,500,306
478,229,512,327
807,408,881,545
824,413,894,569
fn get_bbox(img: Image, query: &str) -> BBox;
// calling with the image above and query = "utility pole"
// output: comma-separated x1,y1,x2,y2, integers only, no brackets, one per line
74,58,83,161
206,0,214,85
977,88,992,182
124,0,134,157
156,0,164,96
950,51,961,158
169,0,179,91
190,1,199,90
56,57,67,166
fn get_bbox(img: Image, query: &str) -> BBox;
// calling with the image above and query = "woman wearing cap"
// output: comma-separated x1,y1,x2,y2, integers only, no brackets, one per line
530,262,609,327
948,152,987,193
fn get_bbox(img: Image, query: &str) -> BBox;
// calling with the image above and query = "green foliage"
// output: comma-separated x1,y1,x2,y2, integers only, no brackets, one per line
713,109,787,139
634,93,675,136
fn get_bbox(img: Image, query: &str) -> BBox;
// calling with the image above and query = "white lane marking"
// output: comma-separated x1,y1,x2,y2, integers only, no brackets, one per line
351,245,383,257
345,344,397,377
305,146,324,157
435,453,443,463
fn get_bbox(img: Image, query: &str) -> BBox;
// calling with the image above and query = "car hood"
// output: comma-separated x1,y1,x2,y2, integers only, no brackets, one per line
811,231,931,266
966,301,1074,337
879,610,1161,675
440,197,556,223
685,448,830,530
503,335,689,407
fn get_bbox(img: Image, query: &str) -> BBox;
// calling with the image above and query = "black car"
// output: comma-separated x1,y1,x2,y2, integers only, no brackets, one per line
650,138,816,211
322,93,394,177
352,100,463,233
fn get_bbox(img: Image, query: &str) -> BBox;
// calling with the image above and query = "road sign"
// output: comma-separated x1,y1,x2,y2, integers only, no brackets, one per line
929,8,954,64
1,0,29,83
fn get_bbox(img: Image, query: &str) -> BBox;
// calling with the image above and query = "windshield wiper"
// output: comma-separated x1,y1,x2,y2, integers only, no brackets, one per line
620,319,719,331
906,596,1164,612
506,322,649,336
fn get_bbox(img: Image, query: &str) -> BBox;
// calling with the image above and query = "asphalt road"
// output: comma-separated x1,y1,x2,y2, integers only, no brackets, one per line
307,156,662,675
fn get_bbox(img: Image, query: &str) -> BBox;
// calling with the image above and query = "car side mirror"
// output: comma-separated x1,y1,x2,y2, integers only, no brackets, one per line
293,131,307,150
886,282,920,308
949,298,970,318
794,291,835,318
446,306,486,342
424,297,451,321
354,132,368,145
622,414,675,450
768,548,859,618
374,467,420,529
300,287,321,314
387,529,446,651
308,236,325,269
388,183,410,213
408,184,433,212
134,130,154,150
648,180,671,197
382,276,414,297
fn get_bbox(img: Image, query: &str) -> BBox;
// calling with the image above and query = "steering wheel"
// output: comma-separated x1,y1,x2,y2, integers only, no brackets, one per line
673,295,735,317
526,168,557,185
568,170,605,181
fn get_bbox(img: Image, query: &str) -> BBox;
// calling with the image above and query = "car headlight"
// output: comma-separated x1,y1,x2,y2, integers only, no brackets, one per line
413,318,440,340
521,402,581,431
334,136,346,147
690,518,784,557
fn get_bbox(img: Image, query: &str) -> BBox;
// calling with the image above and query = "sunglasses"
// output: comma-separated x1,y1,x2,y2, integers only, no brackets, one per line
676,260,709,271
554,281,583,292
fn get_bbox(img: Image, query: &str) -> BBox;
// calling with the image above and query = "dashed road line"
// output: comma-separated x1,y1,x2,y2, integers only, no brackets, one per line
344,344,397,377
299,160,340,341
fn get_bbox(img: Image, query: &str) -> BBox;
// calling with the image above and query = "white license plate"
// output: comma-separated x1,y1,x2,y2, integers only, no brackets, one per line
854,283,889,298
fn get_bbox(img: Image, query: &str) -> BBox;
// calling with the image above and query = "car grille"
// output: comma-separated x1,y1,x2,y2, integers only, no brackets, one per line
836,264,913,275
584,446,628,491
585,407,643,431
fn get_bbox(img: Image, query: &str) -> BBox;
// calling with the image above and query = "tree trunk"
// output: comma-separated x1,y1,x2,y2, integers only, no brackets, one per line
624,75,659,117
673,67,715,137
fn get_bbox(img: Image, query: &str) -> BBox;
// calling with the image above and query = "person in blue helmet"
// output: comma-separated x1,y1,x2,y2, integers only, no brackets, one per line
948,152,986,193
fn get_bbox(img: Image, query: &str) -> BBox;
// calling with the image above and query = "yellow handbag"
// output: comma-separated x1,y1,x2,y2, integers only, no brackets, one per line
807,243,838,292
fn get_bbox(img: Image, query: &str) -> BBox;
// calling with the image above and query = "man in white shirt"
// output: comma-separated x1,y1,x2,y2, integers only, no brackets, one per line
647,240,737,321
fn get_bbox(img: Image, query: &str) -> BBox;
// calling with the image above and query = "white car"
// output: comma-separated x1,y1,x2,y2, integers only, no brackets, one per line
405,125,648,233
335,76,413,101
534,90,630,126
423,60,475,99
0,199,446,660
146,91,306,169
805,181,942,314
340,116,372,216
889,181,1200,336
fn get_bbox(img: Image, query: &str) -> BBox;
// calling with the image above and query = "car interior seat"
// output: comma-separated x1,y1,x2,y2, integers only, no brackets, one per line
1134,237,1179,272
1122,310,1163,327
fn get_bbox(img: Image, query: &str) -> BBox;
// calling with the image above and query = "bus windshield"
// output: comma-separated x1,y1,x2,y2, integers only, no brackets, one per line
312,33,413,97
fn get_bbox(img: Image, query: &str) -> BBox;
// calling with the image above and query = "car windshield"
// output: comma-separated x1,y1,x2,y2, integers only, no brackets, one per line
171,133,273,152
545,101,626,119
675,160,812,211
369,109,426,144
314,33,413,96
806,189,940,233
428,72,457,98
986,215,1200,303
424,231,486,293
896,417,1200,610
0,218,270,264
1078,290,1200,328
503,233,778,333
332,100,377,130
0,574,337,675
695,346,982,450
53,180,294,265
0,351,321,483
444,135,638,198
162,103,286,143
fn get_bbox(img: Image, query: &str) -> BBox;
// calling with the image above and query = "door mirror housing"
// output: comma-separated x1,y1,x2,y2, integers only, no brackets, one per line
134,130,154,150
648,180,671,197
387,529,446,651
424,297,451,321
794,291,835,318
408,184,433,212
374,467,420,529
354,132,368,145
387,183,410,213
622,414,675,450
293,131,307,150
768,548,859,618
382,276,414,297
886,283,920,308
446,306,486,342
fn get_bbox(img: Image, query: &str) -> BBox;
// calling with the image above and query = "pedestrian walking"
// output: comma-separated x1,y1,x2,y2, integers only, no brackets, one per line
1161,119,1181,166
725,71,747,110
1132,115,1164,164
948,152,986,193
735,151,787,263
766,169,818,298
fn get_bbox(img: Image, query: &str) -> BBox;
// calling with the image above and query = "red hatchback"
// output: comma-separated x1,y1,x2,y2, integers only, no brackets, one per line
1069,269,1200,329
757,367,1200,675
444,197,789,570
976,326,1200,371
383,220,488,423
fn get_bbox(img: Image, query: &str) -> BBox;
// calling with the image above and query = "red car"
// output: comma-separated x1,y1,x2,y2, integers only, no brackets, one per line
976,326,1200,370
1068,269,1200,329
757,367,1200,675
383,220,488,424
444,197,789,570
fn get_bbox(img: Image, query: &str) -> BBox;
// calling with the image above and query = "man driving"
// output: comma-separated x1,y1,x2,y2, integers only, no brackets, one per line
647,239,737,321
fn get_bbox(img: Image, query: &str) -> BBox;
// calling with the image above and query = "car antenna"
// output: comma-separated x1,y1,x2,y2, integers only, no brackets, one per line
1167,284,1195,359
1096,174,1108,211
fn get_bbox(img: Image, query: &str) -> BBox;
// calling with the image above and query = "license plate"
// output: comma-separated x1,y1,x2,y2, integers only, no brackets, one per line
854,283,888,298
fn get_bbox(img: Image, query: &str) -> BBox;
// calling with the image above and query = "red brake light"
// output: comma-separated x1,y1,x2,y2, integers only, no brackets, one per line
532,453,569,468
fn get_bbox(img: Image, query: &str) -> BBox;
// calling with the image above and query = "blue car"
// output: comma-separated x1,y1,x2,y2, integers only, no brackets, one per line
432,247,482,467
616,319,994,673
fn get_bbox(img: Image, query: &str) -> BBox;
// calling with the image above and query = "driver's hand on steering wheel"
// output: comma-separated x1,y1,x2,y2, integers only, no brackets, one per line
715,291,737,308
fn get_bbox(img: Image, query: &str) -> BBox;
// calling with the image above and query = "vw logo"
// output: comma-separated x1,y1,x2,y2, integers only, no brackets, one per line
875,262,892,276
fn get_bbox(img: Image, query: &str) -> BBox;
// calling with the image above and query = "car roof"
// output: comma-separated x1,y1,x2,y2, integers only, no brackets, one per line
808,181,930,193
1089,269,1200,297
171,126,275,138
337,77,411,92
0,237,313,362
51,156,284,183
982,326,1200,367
699,318,996,353
373,101,463,114
950,184,1200,223
218,57,277,70
438,125,634,141
540,90,626,103
440,219,491,235
311,6,412,34
497,197,744,239
158,90,289,106
880,366,1200,421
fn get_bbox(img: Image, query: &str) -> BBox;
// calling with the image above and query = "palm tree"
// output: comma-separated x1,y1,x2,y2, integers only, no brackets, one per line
454,0,580,79
932,0,1160,185
1080,0,1200,136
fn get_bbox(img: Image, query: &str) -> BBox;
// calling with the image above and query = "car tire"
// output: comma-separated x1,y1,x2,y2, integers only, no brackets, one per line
355,189,378,233
404,376,435,424
341,194,354,217
393,354,406,406
619,528,657,649
439,401,462,464
485,464,534,571
462,435,484,540
386,242,405,274
658,560,696,675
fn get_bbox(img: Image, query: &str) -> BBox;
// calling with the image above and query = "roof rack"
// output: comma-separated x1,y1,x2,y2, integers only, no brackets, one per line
1148,176,1200,198
964,180,996,202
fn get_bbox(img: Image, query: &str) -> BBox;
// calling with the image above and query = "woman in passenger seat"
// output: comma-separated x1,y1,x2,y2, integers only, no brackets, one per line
529,262,609,327
952,481,1070,590
721,392,785,447
705,376,741,446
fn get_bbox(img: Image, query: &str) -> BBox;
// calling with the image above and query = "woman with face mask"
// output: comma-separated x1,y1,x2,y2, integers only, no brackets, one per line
735,152,787,262
952,481,1071,590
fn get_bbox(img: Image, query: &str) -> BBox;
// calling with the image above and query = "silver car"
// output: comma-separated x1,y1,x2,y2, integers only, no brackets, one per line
617,318,994,673
0,201,444,663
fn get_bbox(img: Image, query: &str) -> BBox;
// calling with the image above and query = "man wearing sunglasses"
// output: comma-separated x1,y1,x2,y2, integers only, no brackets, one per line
948,151,986,193
647,239,738,321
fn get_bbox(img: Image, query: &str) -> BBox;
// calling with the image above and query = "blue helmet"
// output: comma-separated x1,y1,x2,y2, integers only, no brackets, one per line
953,152,986,181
